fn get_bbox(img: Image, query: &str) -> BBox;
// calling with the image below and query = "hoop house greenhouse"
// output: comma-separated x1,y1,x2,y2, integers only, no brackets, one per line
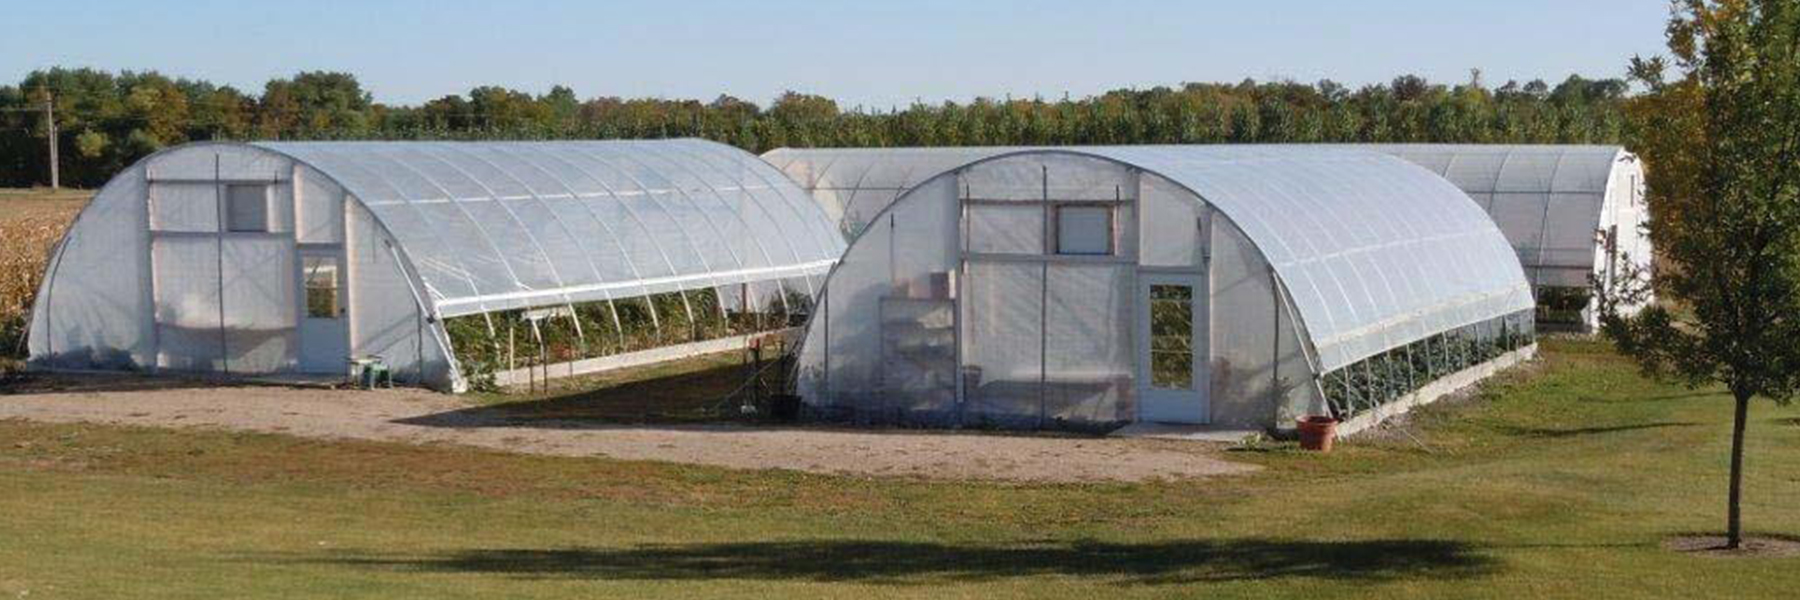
792,146,1537,433
766,144,1650,332
28,140,844,391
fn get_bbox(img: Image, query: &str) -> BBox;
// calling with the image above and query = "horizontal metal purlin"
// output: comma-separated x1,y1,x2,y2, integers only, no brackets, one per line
358,185,783,207
961,197,1135,205
149,230,289,240
962,252,1134,265
432,259,839,317
148,178,290,185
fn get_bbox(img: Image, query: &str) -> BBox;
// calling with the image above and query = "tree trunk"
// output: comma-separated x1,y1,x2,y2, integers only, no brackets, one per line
1726,390,1750,550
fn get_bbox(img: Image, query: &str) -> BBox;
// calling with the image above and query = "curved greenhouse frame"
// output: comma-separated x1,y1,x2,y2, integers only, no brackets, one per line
29,139,844,391
766,144,1650,332
794,146,1535,432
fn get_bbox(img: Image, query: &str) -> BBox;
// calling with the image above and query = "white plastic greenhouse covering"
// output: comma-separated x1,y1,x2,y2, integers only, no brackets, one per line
28,139,844,390
762,147,1006,238
766,144,1650,331
793,146,1533,430
1348,145,1651,330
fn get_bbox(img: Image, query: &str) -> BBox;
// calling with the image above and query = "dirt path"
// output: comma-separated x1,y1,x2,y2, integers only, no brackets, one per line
0,376,1255,483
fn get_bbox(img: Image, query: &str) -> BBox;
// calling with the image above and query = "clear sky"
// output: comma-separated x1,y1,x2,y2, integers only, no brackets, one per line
1,0,1671,108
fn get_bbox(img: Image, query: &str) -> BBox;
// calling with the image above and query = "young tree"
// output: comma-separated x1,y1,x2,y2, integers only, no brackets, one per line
1604,0,1800,550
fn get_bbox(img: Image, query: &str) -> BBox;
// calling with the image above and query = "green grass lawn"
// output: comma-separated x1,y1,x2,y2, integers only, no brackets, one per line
1,339,1797,598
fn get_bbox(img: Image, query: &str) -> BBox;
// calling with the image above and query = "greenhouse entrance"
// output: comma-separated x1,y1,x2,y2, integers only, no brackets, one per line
1137,273,1208,424
297,250,348,374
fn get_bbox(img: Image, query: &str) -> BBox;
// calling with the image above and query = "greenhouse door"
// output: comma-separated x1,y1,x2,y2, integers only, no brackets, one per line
1137,273,1208,424
297,249,349,373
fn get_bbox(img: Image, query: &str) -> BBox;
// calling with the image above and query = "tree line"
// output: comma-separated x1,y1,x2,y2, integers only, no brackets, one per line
0,67,1632,188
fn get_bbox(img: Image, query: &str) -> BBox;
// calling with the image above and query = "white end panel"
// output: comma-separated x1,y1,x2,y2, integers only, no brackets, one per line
1208,218,1280,428
804,202,893,405
1046,263,1134,423
150,184,219,232
967,204,1043,254
961,260,1045,420
29,164,153,369
296,166,345,245
348,199,447,387
151,234,223,371
146,144,291,181
218,236,297,373
1139,174,1203,268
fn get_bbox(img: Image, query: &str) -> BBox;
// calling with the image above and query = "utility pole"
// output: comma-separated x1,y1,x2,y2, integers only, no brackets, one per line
45,93,59,190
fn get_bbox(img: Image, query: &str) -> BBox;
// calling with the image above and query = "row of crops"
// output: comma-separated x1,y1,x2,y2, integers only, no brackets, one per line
1321,309,1536,419
444,283,811,391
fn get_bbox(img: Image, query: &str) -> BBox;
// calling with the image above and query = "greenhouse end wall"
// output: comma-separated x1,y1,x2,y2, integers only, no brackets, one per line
27,143,453,386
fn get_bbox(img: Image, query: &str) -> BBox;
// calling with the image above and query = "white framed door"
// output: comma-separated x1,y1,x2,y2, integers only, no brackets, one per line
1137,272,1208,423
297,248,349,373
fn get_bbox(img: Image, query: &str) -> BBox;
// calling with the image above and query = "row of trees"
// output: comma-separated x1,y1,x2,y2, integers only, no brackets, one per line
1,68,1632,188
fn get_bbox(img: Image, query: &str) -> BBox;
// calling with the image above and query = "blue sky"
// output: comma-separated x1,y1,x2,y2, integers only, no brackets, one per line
1,0,1671,108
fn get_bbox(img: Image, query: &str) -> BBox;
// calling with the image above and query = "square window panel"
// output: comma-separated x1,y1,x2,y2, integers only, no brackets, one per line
226,184,269,232
1056,206,1113,255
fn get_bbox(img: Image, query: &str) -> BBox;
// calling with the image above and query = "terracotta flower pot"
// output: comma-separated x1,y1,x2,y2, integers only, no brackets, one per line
1296,416,1339,452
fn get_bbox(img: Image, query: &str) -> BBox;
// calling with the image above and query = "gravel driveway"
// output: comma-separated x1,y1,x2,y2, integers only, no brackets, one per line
0,375,1256,483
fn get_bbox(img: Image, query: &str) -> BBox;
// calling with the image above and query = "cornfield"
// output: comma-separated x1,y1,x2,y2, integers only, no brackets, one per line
0,191,85,361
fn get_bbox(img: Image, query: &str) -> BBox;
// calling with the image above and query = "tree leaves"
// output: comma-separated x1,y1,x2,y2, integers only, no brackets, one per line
1,68,1635,188
1606,0,1800,407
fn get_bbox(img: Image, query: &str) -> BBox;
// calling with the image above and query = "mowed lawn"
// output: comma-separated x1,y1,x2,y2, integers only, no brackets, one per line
1,339,1797,599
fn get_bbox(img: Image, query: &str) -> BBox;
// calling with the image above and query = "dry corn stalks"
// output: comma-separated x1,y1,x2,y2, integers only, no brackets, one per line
1,198,82,360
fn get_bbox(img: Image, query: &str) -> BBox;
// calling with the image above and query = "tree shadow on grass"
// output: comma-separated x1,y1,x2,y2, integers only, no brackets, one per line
1496,421,1697,439
282,538,1498,586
